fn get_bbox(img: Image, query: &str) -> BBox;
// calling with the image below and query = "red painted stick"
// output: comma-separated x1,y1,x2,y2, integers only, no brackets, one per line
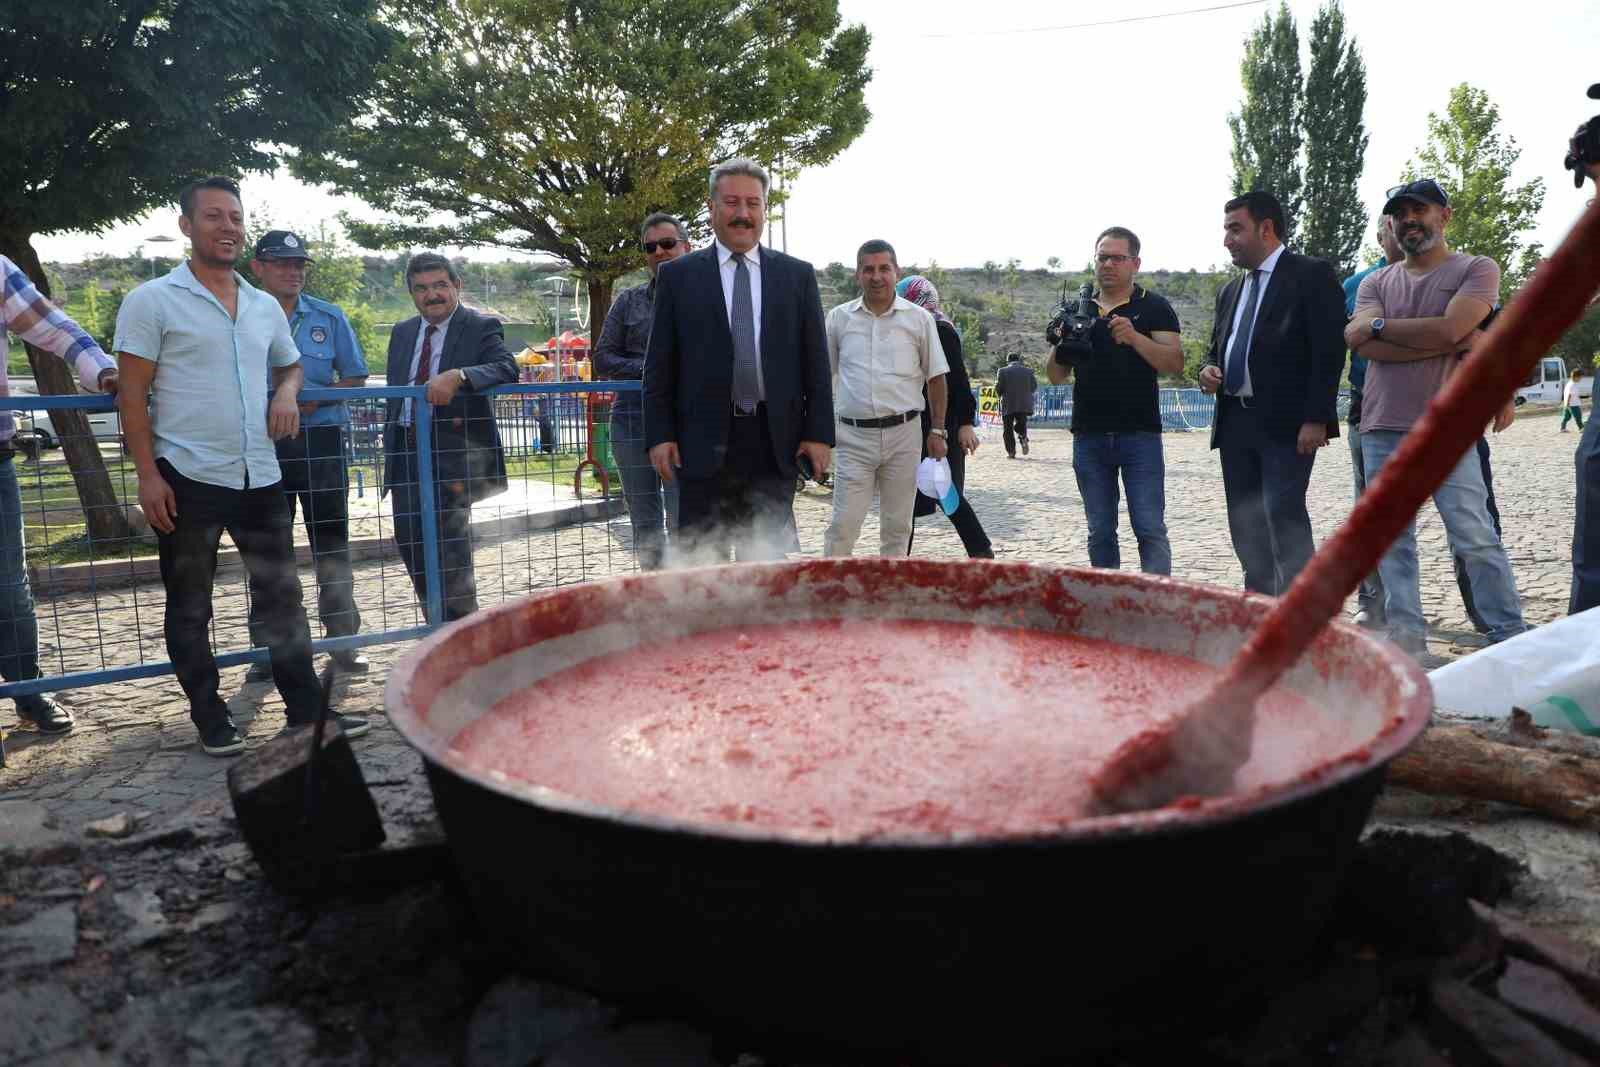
1093,199,1600,813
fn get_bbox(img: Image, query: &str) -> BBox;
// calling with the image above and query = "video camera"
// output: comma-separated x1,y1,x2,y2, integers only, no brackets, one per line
1562,83,1600,188
1046,282,1098,366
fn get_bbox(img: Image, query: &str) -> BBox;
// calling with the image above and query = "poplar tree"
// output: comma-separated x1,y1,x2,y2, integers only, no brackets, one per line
1227,2,1303,236
1301,1,1369,276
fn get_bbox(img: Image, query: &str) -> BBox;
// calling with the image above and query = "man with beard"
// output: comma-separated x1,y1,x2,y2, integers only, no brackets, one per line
1345,179,1526,659
644,159,833,563
594,213,689,570
115,177,368,755
1047,226,1183,574
1199,191,1346,596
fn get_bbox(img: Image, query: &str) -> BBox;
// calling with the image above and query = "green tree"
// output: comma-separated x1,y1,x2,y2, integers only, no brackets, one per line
297,0,871,333
235,226,382,360
1300,1,1368,275
1,0,394,543
1228,2,1303,235
1551,302,1600,373
1405,84,1547,301
1046,256,1063,271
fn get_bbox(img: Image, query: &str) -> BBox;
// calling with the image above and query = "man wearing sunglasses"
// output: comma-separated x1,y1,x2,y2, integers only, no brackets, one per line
1345,179,1526,658
594,213,689,569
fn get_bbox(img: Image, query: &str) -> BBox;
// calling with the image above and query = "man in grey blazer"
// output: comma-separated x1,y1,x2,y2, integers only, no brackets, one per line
383,253,518,622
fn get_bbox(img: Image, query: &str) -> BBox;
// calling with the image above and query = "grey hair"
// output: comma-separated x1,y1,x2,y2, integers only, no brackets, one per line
709,158,770,199
640,212,687,242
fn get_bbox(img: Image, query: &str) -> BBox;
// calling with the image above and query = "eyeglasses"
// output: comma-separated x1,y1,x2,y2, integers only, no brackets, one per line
1385,178,1446,202
1095,254,1132,265
642,237,680,254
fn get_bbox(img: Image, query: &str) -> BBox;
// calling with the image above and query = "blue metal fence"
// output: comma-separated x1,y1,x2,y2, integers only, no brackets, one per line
0,380,638,702
1022,386,1350,430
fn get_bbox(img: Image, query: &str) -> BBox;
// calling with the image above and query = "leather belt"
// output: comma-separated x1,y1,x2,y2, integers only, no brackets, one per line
839,410,919,429
732,401,767,419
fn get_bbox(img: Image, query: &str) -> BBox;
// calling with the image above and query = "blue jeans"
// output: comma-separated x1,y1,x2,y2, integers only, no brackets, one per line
1360,429,1526,648
611,407,677,570
0,454,49,715
1347,422,1384,620
1071,431,1170,574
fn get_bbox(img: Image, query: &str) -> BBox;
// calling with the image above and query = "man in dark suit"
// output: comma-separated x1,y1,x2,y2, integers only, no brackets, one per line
644,158,833,563
384,252,518,621
1199,191,1345,596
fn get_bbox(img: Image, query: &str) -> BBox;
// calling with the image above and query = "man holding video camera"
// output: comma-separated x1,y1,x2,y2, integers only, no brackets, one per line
1046,227,1182,574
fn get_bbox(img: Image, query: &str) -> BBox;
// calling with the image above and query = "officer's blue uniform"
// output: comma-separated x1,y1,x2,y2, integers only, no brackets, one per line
250,292,368,647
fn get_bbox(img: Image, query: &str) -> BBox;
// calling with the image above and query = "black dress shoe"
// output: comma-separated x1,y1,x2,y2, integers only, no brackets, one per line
330,650,370,674
245,660,273,683
18,695,74,735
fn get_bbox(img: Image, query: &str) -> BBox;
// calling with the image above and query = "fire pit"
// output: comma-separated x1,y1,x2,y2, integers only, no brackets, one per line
385,559,1431,1062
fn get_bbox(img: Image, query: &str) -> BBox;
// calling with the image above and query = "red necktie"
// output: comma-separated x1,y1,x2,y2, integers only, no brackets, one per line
413,324,438,386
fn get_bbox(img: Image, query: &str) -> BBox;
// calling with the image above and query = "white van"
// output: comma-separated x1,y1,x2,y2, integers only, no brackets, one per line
1515,357,1593,407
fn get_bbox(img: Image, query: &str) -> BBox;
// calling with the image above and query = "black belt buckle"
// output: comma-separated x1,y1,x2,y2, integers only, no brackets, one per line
732,403,760,418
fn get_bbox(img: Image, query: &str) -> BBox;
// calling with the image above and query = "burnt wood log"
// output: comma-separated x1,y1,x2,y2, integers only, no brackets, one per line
1388,723,1600,827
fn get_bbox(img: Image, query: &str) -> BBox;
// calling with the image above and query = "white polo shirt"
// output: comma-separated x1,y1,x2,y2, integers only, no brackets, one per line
825,296,949,420
114,261,299,489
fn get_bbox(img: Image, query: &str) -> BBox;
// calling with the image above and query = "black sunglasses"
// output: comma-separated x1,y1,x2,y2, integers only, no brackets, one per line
1385,178,1445,201
642,237,680,254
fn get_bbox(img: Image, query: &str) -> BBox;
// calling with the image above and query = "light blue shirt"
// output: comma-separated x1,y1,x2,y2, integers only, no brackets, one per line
278,293,367,428
114,261,299,490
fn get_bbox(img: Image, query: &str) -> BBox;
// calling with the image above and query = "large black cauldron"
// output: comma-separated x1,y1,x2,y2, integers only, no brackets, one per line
386,559,1430,1063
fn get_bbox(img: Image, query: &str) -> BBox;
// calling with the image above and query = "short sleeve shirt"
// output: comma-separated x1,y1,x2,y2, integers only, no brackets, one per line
1354,254,1499,433
825,296,950,420
1067,286,1181,434
280,294,367,428
114,261,300,489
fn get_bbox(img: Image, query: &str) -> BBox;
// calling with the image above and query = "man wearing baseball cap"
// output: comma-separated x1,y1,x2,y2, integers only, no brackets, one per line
1344,178,1526,662
245,230,370,677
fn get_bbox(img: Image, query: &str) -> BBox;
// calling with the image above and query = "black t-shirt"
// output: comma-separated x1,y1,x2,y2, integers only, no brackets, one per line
1058,285,1180,434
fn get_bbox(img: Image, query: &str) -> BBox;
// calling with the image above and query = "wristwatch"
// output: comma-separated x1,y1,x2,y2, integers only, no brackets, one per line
929,428,948,439
457,368,469,387
1370,317,1386,339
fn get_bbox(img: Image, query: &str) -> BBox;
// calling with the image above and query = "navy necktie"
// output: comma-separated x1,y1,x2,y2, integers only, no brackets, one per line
1225,270,1262,396
731,255,759,414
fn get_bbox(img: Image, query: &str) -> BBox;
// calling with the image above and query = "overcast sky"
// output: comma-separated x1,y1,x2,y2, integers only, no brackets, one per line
32,0,1600,274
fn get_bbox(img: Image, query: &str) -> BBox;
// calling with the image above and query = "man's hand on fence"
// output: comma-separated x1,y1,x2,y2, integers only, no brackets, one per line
97,369,118,394
649,442,681,483
426,370,464,407
139,470,177,534
267,391,300,440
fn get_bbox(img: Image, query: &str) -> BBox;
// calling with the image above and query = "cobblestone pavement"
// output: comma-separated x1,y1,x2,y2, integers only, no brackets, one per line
1,408,1579,832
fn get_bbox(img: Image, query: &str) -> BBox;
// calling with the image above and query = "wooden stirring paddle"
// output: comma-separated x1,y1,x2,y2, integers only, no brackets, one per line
1090,199,1600,816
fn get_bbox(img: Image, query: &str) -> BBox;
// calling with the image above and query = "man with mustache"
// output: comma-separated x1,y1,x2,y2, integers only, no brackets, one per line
594,213,689,570
382,253,518,621
1047,226,1183,574
644,159,833,562
823,239,948,557
1199,191,1346,596
115,176,368,755
1345,179,1526,659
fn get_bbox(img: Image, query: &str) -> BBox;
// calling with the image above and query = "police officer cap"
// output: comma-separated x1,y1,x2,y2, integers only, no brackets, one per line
254,230,315,261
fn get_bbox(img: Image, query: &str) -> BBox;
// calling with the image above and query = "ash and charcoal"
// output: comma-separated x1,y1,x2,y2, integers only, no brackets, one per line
5,816,1600,1067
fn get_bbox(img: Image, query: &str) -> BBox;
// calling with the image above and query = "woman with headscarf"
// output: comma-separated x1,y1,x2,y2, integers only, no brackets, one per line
896,276,995,558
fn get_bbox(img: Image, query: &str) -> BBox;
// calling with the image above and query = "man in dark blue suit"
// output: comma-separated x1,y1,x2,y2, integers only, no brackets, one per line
644,158,834,563
383,253,518,621
1199,191,1346,596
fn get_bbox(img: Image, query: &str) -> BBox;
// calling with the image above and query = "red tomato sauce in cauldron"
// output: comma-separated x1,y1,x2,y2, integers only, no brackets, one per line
450,618,1343,840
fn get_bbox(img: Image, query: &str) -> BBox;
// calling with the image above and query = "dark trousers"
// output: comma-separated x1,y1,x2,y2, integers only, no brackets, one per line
247,426,359,646
676,408,794,563
390,443,479,623
1563,405,1586,431
1002,413,1029,456
911,443,994,558
1574,414,1600,614
1217,399,1317,596
1453,437,1501,634
154,460,321,730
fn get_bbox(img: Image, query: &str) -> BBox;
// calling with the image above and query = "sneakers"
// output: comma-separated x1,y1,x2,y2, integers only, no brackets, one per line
1020,437,1030,456
1352,609,1385,631
330,650,370,674
199,719,246,757
244,660,273,683
284,713,371,740
18,696,74,735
